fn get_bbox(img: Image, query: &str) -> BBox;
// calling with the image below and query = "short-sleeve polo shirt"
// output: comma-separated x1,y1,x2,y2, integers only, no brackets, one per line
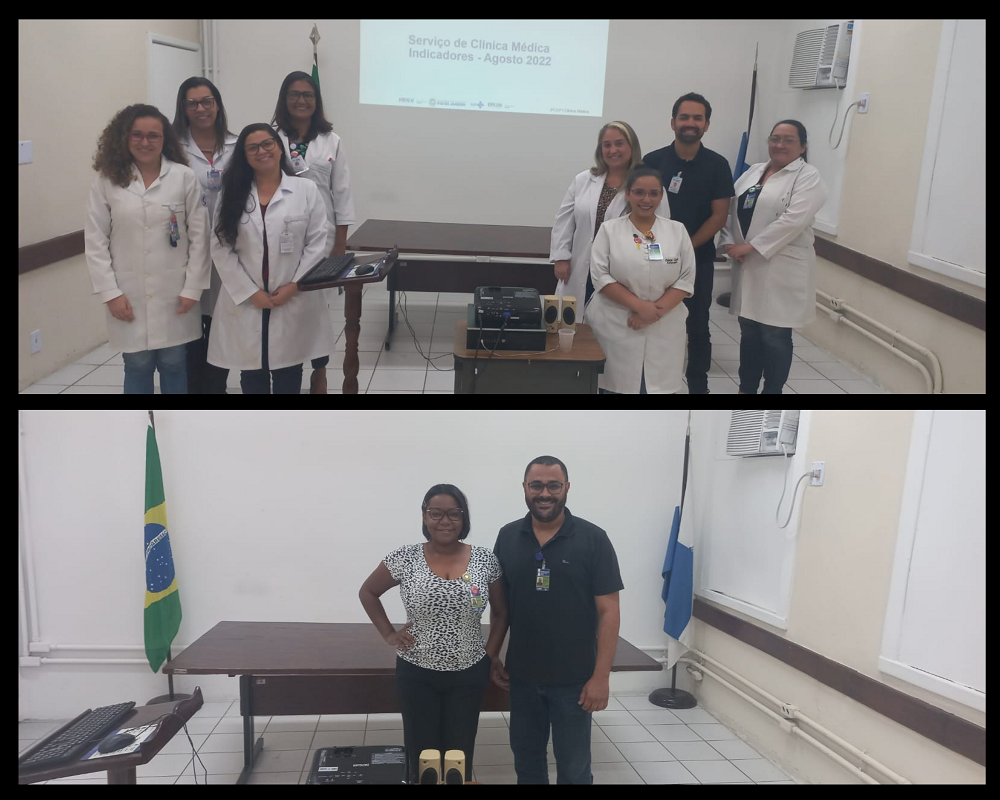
493,508,624,686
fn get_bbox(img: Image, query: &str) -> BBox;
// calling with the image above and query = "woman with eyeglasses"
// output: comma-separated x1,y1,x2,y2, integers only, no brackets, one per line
550,121,647,323
359,485,507,784
208,123,333,394
272,71,356,394
85,104,210,394
717,120,828,394
585,167,696,393
172,77,238,394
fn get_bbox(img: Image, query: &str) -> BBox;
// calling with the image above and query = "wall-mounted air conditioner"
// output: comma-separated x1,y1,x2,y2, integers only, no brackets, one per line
789,20,854,89
726,411,800,457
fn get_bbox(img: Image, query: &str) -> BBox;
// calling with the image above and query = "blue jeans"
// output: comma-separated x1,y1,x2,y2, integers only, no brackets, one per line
122,344,188,394
738,316,793,394
508,676,592,784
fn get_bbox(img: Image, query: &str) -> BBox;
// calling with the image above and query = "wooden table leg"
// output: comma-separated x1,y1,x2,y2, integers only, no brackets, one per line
342,284,363,394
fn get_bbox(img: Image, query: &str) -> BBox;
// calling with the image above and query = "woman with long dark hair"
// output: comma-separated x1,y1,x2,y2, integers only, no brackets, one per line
85,103,210,394
172,76,238,394
208,123,333,394
272,70,356,393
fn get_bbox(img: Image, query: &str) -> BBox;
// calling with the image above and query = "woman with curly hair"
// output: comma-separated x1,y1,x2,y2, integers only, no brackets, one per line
84,104,210,393
208,123,332,394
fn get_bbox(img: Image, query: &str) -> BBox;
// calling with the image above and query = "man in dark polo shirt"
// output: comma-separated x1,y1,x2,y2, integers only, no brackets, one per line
490,455,623,784
642,92,735,394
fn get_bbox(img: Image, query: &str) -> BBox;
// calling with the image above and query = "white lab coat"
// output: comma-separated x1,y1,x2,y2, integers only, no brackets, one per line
550,169,654,323
274,129,356,253
586,215,696,393
717,158,828,328
207,173,333,371
84,158,210,353
180,131,239,315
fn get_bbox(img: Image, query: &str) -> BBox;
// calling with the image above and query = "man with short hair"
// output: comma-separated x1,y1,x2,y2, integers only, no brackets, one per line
491,455,623,784
643,92,736,394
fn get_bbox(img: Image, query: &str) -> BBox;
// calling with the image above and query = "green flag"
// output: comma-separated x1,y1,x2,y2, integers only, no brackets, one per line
143,421,181,673
312,61,320,88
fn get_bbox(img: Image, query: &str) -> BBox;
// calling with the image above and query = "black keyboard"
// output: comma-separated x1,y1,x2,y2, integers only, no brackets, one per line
299,252,356,287
18,701,136,772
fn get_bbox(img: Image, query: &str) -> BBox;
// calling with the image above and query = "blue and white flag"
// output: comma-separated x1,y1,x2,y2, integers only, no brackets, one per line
661,502,694,669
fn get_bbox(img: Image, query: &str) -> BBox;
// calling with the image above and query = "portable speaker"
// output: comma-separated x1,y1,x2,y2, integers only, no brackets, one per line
542,295,561,333
418,749,441,784
443,750,465,784
560,296,577,330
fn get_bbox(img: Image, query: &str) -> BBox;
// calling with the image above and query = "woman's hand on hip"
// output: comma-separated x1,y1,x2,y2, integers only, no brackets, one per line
383,620,416,650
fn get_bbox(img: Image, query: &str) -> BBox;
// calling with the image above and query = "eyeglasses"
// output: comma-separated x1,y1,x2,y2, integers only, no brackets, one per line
768,136,800,145
129,131,162,143
526,481,565,494
185,97,216,110
425,508,465,522
630,189,662,199
288,91,316,101
245,138,277,155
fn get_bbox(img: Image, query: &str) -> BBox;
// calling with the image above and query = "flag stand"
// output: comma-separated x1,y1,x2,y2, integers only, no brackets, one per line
649,665,696,709
147,650,191,704
651,411,698,710
144,409,191,705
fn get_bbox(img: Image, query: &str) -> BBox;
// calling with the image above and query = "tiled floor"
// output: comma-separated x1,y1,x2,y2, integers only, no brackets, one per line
19,693,795,784
21,283,885,394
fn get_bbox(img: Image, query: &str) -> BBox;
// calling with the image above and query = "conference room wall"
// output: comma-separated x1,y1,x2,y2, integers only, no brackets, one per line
19,410,693,719
213,19,791,229
17,19,203,390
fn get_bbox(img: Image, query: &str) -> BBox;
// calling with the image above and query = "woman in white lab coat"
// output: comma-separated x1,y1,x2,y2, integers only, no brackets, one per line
272,71,357,394
718,120,828,394
550,121,651,324
172,76,238,394
209,123,332,394
85,104,210,394
587,167,696,393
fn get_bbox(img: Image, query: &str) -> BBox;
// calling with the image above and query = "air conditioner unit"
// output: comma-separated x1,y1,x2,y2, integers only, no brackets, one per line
788,20,854,89
727,411,800,457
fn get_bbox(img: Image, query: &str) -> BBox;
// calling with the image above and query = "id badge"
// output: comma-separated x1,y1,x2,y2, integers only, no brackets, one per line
289,154,308,174
207,169,222,191
668,174,683,194
470,584,485,609
536,568,550,591
647,243,663,261
279,230,293,254
168,213,179,248
743,193,757,210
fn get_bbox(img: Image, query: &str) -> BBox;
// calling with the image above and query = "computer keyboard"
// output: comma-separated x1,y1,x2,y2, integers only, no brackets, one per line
299,252,356,287
18,701,137,772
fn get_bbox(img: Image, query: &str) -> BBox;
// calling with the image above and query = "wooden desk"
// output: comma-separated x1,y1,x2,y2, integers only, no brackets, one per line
18,687,203,785
164,621,661,784
453,321,605,393
346,220,555,350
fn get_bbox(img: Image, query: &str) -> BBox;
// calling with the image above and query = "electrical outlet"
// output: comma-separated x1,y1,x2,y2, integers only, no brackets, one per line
857,92,870,114
810,461,825,486
30,329,42,354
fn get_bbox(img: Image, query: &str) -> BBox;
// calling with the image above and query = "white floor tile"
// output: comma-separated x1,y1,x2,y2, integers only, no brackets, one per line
687,723,739,741
731,758,791,782
629,760,699,784
662,741,727,761
684,758,755,783
35,362,98,385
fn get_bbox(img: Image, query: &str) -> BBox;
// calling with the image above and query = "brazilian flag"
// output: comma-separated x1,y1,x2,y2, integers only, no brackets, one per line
143,421,181,673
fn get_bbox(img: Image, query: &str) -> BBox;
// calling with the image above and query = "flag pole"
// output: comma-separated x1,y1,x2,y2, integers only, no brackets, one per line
146,410,190,705
649,412,697,709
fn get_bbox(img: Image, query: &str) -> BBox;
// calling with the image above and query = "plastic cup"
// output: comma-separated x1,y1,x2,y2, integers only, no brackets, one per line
558,328,575,352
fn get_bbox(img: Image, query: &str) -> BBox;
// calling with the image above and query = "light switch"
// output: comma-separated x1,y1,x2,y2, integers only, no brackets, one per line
19,140,33,164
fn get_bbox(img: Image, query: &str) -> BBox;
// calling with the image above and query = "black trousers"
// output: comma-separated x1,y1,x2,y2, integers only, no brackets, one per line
395,654,491,783
682,259,715,394
187,315,230,394
240,308,304,394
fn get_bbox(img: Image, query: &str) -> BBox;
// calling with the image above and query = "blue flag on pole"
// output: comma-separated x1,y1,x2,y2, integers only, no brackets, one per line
733,45,758,182
661,503,694,669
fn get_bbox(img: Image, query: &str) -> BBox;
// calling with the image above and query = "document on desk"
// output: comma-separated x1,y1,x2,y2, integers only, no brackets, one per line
83,723,158,759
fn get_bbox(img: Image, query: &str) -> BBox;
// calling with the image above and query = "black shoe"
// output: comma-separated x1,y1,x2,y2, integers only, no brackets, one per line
716,292,731,308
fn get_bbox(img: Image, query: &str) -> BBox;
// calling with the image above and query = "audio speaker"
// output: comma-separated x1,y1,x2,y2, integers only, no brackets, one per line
443,750,465,784
560,296,577,330
418,749,441,784
542,295,560,333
